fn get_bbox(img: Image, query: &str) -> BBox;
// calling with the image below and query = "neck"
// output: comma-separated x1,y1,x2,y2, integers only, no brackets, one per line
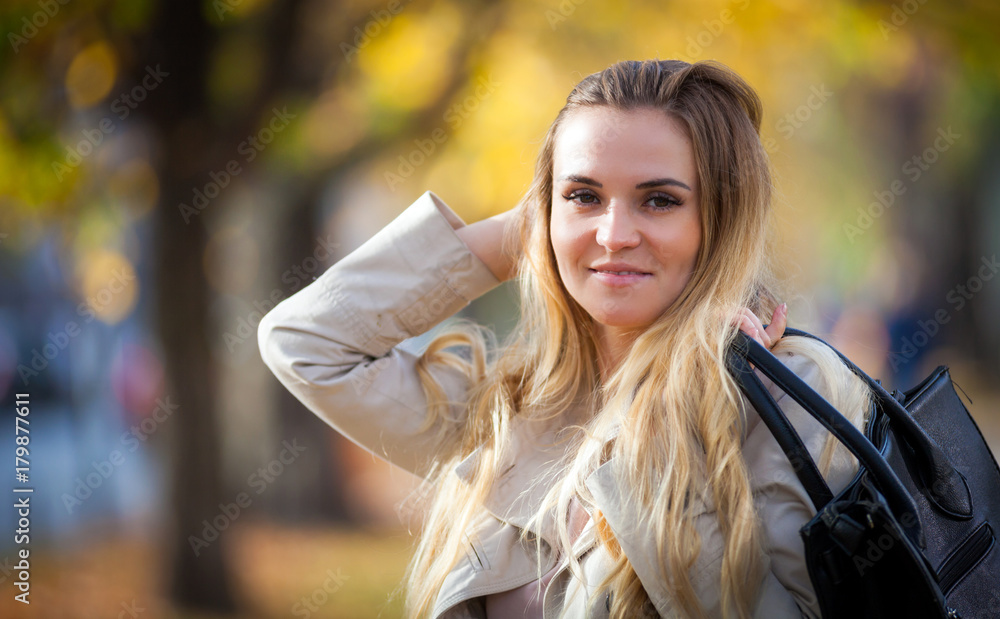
594,323,640,382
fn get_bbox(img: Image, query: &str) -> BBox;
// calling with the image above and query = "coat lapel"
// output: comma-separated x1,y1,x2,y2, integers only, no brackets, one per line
585,455,725,616
435,416,569,616
431,508,557,617
453,413,575,546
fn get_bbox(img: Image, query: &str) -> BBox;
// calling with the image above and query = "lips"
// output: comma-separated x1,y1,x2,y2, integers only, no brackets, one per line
590,269,649,275
588,264,653,287
589,262,652,275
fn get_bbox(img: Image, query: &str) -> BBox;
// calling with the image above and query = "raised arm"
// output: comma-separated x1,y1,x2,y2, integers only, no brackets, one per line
257,191,506,477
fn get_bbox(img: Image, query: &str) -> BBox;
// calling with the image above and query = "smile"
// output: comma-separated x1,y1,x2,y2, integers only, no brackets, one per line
588,268,652,285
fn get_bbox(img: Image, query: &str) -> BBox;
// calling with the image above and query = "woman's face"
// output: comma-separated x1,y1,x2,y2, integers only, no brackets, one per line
550,106,702,336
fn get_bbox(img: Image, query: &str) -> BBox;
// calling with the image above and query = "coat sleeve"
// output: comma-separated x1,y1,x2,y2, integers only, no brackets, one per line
742,349,864,618
257,190,503,478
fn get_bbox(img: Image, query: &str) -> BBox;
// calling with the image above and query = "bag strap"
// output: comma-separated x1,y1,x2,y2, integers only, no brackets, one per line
778,327,972,520
729,330,926,547
728,351,834,511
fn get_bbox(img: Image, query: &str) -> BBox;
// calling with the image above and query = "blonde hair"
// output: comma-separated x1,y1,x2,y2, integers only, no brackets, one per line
402,59,872,618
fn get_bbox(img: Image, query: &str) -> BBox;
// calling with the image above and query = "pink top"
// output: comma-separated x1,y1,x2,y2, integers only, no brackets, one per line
484,497,592,617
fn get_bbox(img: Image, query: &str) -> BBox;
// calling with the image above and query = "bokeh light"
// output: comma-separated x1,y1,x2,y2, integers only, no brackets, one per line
65,41,119,108
108,158,160,218
110,341,165,421
74,248,139,324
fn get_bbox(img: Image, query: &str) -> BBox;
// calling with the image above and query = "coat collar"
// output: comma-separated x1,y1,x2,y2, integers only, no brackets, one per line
452,409,623,547
453,414,568,545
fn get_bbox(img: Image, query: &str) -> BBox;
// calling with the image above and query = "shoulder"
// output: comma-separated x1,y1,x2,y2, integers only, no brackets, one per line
743,335,862,436
741,333,869,494
754,336,832,406
740,338,822,443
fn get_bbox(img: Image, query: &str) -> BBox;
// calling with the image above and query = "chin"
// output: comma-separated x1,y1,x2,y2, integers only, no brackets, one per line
591,312,654,330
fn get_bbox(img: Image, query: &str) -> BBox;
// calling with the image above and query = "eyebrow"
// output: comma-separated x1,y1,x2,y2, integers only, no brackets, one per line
557,174,692,192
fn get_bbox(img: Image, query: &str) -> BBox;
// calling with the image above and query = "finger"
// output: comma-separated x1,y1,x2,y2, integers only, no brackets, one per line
742,308,768,348
726,308,750,333
763,303,788,348
738,313,762,346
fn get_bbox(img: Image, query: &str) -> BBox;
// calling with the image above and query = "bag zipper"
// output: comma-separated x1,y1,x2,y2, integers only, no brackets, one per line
937,522,995,594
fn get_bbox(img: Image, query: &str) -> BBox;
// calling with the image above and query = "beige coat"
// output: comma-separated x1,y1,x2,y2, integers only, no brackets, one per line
257,190,857,618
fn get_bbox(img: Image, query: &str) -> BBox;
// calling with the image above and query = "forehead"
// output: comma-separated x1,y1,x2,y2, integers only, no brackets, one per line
552,106,697,185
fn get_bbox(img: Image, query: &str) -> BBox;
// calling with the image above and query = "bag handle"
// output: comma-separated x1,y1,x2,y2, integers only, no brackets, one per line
728,350,834,511
729,331,926,547
776,328,972,520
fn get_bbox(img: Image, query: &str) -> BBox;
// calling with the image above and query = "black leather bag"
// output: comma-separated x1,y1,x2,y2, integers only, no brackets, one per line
728,327,1000,618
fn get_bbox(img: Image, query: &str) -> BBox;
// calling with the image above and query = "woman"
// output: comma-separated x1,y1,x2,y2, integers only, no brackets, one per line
258,59,872,618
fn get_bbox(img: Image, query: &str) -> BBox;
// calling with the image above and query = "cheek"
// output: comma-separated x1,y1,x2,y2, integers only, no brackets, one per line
549,238,573,286
662,217,701,265
548,214,577,269
671,233,700,264
685,224,703,264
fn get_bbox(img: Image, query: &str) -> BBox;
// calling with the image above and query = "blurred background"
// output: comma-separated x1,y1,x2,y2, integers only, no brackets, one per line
0,0,998,616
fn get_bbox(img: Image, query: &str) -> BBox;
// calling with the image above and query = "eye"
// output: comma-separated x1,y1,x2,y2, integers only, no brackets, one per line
645,192,682,210
563,190,600,205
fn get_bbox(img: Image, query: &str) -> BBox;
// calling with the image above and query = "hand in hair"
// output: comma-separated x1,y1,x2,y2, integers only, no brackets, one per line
454,205,523,282
735,303,787,350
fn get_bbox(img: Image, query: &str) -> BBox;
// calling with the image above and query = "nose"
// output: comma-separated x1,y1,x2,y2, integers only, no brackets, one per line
595,203,640,252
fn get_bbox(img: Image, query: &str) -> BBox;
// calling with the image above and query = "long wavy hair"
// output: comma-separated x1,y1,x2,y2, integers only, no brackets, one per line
402,59,871,618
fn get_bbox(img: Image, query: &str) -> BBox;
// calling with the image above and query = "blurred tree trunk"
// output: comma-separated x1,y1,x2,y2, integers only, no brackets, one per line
140,0,333,608
141,0,239,612
136,0,236,613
